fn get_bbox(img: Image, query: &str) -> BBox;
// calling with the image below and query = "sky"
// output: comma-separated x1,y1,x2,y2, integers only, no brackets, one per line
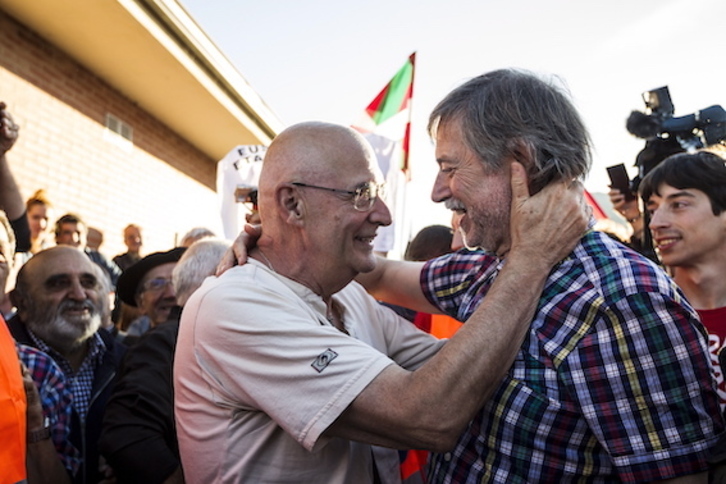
180,0,726,243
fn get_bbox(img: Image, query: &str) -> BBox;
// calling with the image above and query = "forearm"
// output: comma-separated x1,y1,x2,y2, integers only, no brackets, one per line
27,438,72,484
0,152,24,221
332,252,551,450
355,257,435,313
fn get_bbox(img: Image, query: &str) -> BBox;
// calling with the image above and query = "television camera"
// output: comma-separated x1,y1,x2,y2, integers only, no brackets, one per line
625,86,726,192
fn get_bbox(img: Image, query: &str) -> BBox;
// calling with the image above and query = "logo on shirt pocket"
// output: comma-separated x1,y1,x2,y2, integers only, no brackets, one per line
311,348,338,373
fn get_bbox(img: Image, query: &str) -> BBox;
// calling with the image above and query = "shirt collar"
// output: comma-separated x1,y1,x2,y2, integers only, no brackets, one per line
28,328,107,376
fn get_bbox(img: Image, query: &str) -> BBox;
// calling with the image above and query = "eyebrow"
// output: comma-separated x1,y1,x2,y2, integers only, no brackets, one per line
44,272,97,285
648,190,696,206
665,190,697,201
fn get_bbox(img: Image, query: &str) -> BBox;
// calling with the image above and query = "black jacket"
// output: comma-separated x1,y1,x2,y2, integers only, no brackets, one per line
100,306,182,484
8,317,126,484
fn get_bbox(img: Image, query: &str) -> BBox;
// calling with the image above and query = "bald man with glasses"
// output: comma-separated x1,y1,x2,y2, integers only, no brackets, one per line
173,121,588,484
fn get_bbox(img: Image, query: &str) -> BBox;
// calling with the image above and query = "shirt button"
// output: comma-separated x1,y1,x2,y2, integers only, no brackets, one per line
443,452,452,461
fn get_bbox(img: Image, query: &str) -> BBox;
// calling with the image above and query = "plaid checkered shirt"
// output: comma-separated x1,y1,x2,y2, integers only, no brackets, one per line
17,343,81,475
422,229,724,483
28,329,107,423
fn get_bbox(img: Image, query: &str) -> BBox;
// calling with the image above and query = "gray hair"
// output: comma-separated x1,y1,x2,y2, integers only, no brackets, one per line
172,238,231,306
92,262,113,329
428,69,592,193
179,227,216,247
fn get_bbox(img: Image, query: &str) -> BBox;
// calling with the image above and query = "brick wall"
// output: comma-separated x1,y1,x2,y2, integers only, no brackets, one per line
0,10,225,258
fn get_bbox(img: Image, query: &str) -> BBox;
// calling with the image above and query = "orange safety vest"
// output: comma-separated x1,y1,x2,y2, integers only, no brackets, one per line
0,318,27,484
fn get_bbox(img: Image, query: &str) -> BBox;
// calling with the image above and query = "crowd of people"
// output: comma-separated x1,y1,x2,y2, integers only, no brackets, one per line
1,66,726,484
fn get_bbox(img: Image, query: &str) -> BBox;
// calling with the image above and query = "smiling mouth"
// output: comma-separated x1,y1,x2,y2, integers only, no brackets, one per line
655,237,680,251
445,199,466,214
355,234,377,245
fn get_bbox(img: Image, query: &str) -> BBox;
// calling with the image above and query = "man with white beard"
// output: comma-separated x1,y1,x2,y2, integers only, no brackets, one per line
8,245,126,484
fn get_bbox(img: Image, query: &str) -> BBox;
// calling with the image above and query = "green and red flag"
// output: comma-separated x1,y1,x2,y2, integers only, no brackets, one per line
353,52,415,176
365,53,415,124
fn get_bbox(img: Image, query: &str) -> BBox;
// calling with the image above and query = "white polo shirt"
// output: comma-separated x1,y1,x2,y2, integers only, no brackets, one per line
174,260,444,484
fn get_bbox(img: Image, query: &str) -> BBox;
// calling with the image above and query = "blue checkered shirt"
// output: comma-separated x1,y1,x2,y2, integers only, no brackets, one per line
422,230,724,483
28,329,106,423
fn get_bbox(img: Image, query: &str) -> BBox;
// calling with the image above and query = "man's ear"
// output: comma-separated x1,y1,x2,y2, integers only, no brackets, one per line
507,139,535,170
506,139,540,193
9,288,25,314
278,186,304,224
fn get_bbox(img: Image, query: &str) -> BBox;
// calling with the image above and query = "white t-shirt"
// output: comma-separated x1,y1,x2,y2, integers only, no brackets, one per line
174,260,444,484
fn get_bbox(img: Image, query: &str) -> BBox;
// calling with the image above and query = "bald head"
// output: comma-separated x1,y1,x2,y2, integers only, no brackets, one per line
259,123,376,204
17,246,95,288
266,122,372,170
252,121,391,295
13,245,105,354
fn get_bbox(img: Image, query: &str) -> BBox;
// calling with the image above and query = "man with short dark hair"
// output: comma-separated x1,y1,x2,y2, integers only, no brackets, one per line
640,149,726,407
9,245,126,484
54,213,121,289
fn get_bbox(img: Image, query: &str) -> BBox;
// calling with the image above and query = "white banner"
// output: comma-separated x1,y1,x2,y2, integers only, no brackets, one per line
362,132,407,255
216,145,267,240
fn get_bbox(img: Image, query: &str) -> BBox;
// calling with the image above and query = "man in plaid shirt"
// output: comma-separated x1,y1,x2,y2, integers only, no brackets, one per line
360,69,724,483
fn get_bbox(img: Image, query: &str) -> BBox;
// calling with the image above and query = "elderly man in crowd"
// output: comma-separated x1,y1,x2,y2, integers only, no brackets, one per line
352,69,723,483
8,246,126,484
101,238,229,484
116,247,185,338
174,120,587,483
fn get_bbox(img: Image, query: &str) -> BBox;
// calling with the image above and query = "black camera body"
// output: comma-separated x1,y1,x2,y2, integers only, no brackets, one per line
626,86,726,191
622,87,726,263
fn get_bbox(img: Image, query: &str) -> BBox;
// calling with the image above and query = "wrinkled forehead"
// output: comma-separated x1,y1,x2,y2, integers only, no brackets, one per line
30,249,93,277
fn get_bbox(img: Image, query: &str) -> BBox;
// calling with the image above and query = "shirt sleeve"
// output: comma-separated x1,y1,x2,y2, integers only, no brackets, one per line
17,344,79,476
186,273,395,452
420,249,498,320
9,211,30,253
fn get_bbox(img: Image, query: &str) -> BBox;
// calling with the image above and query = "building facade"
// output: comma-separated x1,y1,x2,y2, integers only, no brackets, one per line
0,0,282,256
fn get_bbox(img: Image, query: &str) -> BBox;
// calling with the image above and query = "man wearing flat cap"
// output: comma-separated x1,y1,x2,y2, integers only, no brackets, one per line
116,247,185,337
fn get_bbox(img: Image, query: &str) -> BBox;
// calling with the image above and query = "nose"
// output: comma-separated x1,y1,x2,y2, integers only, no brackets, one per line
161,281,176,300
431,171,451,203
369,196,392,227
648,207,668,231
67,277,87,301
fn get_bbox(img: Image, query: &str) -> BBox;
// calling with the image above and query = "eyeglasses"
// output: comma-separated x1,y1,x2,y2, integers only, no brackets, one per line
142,277,172,293
291,181,386,212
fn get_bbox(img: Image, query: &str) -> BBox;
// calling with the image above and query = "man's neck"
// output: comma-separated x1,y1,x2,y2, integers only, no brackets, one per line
64,341,91,373
673,262,726,310
254,242,351,302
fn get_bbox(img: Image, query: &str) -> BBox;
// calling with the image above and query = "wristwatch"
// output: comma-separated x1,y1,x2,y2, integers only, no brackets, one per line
27,417,51,443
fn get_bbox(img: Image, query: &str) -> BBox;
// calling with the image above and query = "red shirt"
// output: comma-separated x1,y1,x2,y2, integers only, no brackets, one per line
697,306,726,409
